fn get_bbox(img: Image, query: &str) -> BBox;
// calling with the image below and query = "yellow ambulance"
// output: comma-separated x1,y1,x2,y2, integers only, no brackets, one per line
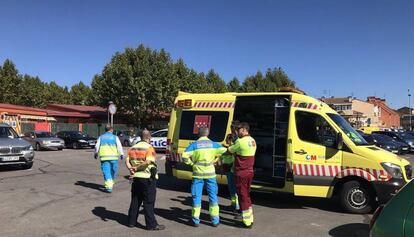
165,90,412,214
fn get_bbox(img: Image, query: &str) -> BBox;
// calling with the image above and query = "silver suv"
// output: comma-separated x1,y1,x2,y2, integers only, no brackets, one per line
0,124,34,169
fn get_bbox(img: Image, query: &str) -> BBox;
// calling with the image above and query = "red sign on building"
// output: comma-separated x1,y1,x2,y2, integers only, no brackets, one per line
193,115,212,134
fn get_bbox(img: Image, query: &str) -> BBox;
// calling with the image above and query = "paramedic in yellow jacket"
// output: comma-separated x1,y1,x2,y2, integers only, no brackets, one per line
125,129,165,231
220,134,240,215
94,125,124,193
228,122,257,228
182,127,227,227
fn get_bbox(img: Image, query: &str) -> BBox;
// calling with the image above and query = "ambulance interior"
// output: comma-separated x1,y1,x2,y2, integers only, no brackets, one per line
233,95,291,188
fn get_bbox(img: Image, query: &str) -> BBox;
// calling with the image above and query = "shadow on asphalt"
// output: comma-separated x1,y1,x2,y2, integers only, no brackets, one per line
91,206,133,227
75,181,106,192
156,173,344,213
0,165,25,172
328,223,369,237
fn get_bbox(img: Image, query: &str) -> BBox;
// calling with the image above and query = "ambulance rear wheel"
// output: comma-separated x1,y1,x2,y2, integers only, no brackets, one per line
340,180,374,214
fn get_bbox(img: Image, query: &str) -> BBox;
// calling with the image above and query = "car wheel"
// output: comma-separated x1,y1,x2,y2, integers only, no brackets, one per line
340,180,375,214
36,143,41,151
72,142,79,149
124,140,130,147
58,148,63,151
22,162,33,169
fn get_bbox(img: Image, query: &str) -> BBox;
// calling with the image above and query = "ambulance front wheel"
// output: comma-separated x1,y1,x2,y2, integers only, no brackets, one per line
339,180,375,214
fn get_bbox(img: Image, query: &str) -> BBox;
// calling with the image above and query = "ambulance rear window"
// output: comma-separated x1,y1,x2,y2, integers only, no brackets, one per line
179,111,229,142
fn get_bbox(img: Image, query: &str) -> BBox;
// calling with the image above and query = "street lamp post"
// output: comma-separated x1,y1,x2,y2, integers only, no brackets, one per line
108,101,117,127
409,90,412,131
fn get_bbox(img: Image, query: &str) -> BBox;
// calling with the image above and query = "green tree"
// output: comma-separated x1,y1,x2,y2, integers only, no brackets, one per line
20,75,47,107
0,59,22,104
264,67,295,89
205,69,227,93
91,44,180,125
70,81,92,105
240,71,267,92
44,81,71,104
173,59,208,93
227,77,241,92
240,68,295,92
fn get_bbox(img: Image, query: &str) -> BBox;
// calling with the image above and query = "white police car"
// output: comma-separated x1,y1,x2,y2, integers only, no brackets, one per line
132,129,168,151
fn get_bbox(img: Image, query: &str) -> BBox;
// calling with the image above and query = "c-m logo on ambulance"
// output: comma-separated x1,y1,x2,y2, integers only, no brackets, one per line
305,155,317,161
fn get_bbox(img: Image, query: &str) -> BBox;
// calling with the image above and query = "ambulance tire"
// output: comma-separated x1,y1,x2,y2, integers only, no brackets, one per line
340,180,374,214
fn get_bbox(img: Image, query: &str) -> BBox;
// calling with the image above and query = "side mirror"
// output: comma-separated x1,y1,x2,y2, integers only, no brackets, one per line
336,133,343,150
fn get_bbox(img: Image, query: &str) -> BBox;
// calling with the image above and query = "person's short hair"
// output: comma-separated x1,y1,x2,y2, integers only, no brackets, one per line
198,127,209,137
231,120,240,128
141,128,151,140
105,124,113,132
238,122,250,132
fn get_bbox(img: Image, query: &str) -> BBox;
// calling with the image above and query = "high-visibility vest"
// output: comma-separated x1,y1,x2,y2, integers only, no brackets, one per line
99,132,120,161
228,135,256,174
220,152,235,173
182,136,227,179
128,141,157,179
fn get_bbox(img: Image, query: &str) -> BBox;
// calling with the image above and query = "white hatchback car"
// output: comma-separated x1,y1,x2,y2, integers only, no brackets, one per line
132,129,168,150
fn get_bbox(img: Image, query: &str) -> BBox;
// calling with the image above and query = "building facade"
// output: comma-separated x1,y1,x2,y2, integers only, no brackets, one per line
367,97,400,128
319,97,380,128
397,107,414,131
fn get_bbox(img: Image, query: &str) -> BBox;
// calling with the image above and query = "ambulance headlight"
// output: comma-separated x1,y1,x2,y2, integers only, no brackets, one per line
381,162,403,179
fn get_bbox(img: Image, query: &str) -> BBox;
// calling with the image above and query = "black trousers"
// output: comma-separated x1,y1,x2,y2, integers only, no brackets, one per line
128,178,157,228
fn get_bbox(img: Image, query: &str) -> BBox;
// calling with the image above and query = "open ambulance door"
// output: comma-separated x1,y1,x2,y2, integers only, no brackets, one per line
233,95,291,188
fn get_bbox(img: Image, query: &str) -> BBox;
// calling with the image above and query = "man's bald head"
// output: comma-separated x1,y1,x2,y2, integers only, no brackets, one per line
141,129,151,141
198,127,210,137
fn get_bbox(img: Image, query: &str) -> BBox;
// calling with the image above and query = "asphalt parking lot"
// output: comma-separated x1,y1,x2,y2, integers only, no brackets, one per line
0,149,413,237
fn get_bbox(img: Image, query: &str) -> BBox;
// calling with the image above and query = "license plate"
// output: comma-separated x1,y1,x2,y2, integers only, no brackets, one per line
2,156,20,161
392,150,398,153
402,148,408,150
89,142,95,145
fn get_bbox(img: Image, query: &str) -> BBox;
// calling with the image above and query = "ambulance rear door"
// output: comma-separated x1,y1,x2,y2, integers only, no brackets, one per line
233,95,290,188
172,100,235,179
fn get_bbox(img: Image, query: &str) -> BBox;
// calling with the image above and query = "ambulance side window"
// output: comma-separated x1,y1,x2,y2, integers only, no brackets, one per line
296,111,337,148
179,111,229,142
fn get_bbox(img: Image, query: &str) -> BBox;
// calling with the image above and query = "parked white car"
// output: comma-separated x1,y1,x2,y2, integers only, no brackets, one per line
132,129,168,150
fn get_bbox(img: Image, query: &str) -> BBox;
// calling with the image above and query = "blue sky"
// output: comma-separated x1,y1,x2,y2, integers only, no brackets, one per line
0,0,413,109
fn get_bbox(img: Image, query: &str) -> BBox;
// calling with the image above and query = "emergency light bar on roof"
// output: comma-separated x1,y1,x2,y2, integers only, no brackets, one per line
176,99,192,108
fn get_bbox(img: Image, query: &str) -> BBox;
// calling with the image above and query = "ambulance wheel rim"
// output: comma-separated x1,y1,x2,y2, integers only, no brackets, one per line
347,188,367,209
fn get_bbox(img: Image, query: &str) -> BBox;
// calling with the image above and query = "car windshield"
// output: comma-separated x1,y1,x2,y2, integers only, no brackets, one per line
69,132,87,138
328,113,369,145
36,132,55,138
400,132,414,139
372,134,394,142
0,127,19,139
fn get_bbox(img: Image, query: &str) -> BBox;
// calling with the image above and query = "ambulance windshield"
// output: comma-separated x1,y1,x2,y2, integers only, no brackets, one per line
328,113,369,146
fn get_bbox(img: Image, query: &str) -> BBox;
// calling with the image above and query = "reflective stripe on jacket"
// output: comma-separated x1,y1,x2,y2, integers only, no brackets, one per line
128,141,157,179
98,132,121,161
228,135,256,174
182,136,227,179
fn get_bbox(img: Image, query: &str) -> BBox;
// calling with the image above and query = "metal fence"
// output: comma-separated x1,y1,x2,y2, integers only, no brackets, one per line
83,123,135,138
51,123,80,134
21,123,35,134
20,122,137,138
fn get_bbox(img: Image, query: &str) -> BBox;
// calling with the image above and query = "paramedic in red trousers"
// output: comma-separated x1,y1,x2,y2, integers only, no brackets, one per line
94,125,124,193
228,122,256,228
